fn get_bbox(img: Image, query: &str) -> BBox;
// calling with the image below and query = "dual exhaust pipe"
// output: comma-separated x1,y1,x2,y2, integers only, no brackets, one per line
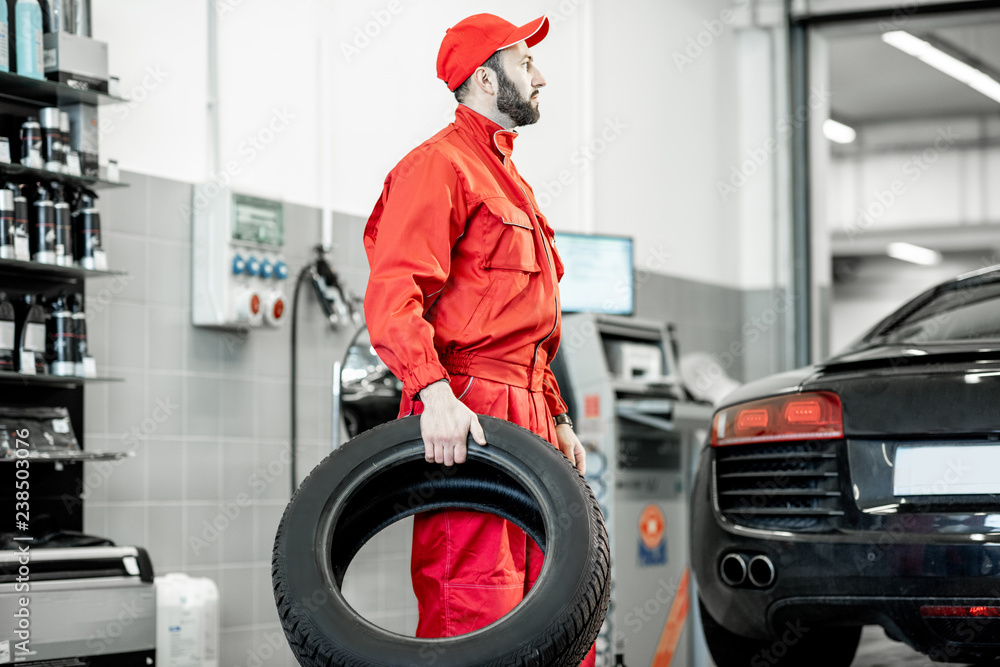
720,553,776,588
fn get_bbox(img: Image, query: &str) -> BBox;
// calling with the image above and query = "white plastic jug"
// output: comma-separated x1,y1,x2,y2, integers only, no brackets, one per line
154,573,220,667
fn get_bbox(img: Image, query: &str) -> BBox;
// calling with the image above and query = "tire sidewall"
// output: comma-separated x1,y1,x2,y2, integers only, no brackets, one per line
274,415,603,667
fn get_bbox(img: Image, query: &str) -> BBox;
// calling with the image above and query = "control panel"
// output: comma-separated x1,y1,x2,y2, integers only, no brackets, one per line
192,187,289,329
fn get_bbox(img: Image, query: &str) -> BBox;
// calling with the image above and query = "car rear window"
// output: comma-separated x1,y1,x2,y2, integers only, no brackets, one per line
877,279,1000,344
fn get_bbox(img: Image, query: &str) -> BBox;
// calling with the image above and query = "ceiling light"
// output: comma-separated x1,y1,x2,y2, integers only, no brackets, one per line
882,31,1000,104
824,118,857,144
887,242,942,266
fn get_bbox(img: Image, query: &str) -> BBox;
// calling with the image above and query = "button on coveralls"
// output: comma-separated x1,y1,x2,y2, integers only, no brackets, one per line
364,104,596,666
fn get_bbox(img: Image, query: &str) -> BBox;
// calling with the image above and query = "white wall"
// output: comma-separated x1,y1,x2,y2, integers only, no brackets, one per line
90,0,771,290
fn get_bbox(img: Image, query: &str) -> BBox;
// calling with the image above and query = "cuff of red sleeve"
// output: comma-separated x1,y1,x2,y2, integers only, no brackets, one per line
544,393,569,419
403,360,451,400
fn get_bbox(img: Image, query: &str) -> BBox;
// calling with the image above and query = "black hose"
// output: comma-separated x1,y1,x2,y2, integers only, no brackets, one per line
289,263,313,498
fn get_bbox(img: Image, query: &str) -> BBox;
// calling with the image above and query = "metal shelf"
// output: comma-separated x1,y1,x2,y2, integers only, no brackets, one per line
0,163,126,191
0,371,124,388
0,257,127,282
0,71,126,107
0,450,131,463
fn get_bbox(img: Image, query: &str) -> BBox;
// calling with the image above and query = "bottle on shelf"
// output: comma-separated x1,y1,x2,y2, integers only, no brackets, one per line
74,188,104,270
0,0,9,73
41,108,66,174
0,188,13,259
0,292,15,372
17,293,45,374
5,183,30,261
30,182,57,264
14,0,43,80
20,116,43,169
45,290,74,376
52,182,72,265
69,291,86,376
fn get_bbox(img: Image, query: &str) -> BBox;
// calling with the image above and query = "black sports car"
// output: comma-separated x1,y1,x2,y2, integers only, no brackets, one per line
691,264,1000,666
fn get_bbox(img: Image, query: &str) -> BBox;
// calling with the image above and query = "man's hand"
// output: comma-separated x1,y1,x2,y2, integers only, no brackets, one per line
418,380,487,466
555,423,586,475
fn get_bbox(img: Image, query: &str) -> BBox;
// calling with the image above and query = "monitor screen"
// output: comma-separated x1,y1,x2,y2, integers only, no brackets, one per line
555,232,634,316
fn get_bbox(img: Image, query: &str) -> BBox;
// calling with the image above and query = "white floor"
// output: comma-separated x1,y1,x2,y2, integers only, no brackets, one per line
852,625,975,667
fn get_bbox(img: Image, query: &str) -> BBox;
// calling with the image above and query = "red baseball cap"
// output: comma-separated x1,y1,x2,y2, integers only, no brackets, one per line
437,14,549,92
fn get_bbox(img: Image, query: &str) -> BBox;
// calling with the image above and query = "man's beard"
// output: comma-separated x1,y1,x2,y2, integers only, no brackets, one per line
495,66,539,127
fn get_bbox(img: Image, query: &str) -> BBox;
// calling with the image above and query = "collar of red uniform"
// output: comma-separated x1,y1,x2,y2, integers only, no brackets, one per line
455,104,517,161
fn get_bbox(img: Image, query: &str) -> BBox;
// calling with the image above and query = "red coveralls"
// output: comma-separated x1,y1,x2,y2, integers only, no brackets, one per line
364,104,596,666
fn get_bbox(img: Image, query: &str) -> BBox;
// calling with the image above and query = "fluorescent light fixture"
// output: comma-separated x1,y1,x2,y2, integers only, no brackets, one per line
882,31,1000,104
887,242,942,266
824,118,857,144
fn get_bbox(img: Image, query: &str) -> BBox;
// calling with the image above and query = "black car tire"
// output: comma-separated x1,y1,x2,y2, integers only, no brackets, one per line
698,596,861,667
272,415,610,667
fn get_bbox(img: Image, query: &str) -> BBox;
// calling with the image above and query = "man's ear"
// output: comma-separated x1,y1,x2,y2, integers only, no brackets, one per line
473,66,497,97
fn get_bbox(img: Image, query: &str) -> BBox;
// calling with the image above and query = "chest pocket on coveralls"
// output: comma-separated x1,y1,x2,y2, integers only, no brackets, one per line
480,198,540,273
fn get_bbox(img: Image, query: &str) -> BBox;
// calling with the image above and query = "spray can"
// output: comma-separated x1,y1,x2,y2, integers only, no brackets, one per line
30,183,57,264
74,188,102,269
53,183,72,265
20,116,43,169
0,292,15,373
70,292,85,375
8,184,30,261
18,294,45,374
40,107,63,173
46,291,74,376
0,189,13,259
59,111,71,173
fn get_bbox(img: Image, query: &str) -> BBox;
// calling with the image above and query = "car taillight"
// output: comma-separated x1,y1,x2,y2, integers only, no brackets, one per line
922,606,1000,618
711,391,843,446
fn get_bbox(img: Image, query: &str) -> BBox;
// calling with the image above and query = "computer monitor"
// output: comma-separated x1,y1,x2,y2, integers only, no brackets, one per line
555,232,634,316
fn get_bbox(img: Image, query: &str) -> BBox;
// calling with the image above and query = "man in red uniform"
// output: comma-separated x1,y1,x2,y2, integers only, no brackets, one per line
363,13,595,666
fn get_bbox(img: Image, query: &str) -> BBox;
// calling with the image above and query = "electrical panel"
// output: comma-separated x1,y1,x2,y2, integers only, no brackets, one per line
191,187,289,329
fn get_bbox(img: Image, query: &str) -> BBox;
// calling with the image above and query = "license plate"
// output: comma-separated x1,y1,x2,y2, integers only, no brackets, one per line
894,444,1000,496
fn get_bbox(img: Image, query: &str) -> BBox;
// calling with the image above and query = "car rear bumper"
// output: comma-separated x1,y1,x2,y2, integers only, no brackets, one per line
691,448,1000,662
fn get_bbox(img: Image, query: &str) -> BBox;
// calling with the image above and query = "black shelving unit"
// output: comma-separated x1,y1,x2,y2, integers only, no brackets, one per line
0,72,128,538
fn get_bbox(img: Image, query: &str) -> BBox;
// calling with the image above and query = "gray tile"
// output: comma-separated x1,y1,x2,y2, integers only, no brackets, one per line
100,172,148,236
221,379,255,439
106,370,147,437
220,629,257,667
147,505,184,572
105,505,146,549
101,233,147,303
147,241,191,308
283,203,321,254
147,175,193,243
83,382,108,437
293,379,321,441
253,504,285,563
220,566,256,628
253,325,290,378
145,441,183,501
254,565,282,626
255,379,290,440
184,377,221,438
184,440,220,501
82,293,109,370
104,444,146,502
146,373,184,437
220,499,255,565
148,307,186,371
187,327,222,374
220,324,255,371
254,443,292,501
106,301,147,370
82,502,107,538
221,442,255,500
184,505,223,566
